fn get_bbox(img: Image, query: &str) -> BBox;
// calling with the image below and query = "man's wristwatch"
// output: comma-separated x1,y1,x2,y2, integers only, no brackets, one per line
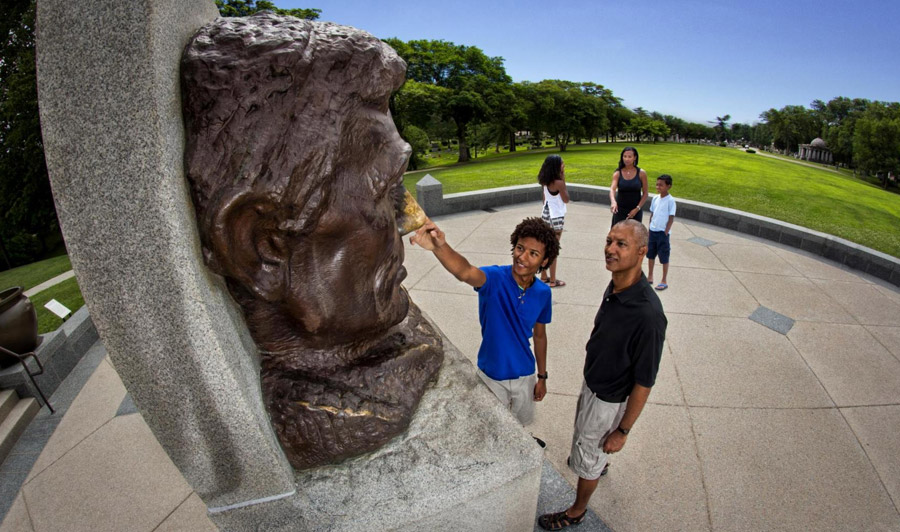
616,426,630,435
537,372,548,380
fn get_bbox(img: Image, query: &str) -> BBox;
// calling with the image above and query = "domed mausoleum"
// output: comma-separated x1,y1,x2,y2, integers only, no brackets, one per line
798,137,833,164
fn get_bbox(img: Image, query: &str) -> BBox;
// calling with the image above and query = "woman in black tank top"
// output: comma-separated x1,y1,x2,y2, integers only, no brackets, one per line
609,146,649,226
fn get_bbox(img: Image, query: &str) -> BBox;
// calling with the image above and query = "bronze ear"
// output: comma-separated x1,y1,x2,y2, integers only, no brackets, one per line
206,191,289,303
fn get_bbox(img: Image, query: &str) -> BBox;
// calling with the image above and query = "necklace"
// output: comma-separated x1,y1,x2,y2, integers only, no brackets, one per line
517,279,532,305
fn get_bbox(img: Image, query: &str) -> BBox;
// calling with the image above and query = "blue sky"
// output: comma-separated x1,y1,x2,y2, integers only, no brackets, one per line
281,0,899,125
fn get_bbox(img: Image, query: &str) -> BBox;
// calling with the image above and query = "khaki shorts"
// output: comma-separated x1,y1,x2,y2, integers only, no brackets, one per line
568,381,627,480
476,369,536,426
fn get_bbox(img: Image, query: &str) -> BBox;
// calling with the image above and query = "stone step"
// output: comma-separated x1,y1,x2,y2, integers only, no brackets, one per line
0,389,16,422
0,395,40,464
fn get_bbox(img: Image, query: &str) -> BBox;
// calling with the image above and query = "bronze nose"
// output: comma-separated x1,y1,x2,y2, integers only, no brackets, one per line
397,189,427,236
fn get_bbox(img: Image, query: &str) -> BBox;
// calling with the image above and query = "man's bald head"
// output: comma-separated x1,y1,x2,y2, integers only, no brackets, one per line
613,219,649,248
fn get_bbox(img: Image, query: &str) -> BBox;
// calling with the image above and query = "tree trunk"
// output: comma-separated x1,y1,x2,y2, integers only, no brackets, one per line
456,122,469,163
509,131,517,152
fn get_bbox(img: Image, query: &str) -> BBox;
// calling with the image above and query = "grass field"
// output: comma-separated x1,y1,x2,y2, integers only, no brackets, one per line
404,142,900,259
0,254,72,291
27,277,84,334
0,255,83,335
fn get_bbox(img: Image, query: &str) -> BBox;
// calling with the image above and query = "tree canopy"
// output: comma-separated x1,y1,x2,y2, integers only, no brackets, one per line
384,38,510,163
215,0,321,19
0,0,56,269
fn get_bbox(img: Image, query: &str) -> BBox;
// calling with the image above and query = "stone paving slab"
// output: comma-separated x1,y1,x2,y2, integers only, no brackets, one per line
669,240,729,270
841,405,900,510
23,414,194,532
788,322,900,406
812,279,900,326
866,325,900,361
693,407,900,532
26,359,126,482
768,245,864,282
648,266,759,317
709,243,802,276
666,314,831,408
0,493,30,532
737,272,855,324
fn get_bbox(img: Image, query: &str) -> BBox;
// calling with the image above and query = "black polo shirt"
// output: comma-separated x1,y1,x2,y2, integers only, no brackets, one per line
584,274,666,402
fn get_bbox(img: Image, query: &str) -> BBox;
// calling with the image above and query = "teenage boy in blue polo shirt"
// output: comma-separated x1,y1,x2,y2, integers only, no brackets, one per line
411,217,560,428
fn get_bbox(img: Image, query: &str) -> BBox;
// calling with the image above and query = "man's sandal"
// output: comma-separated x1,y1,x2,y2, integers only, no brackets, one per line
538,508,587,530
548,279,566,288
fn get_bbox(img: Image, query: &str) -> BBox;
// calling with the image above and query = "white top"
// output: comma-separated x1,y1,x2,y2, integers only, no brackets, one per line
649,194,676,232
543,185,567,218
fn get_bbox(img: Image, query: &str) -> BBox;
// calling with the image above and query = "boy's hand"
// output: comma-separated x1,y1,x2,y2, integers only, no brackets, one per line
410,220,445,251
533,379,546,401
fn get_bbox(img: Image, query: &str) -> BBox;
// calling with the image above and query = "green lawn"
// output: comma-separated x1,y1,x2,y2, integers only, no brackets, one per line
0,254,72,291
0,255,83,335
404,142,900,259
27,277,85,334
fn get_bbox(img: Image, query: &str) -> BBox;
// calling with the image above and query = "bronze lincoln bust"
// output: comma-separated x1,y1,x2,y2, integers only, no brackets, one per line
180,13,443,469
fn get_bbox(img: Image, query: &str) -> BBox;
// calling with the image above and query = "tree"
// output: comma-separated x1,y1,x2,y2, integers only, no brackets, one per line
607,105,633,142
663,115,686,141
402,125,430,170
853,102,900,186
215,0,321,18
0,0,58,269
577,83,610,144
626,116,668,143
384,39,511,163
748,123,773,148
711,114,730,143
529,80,585,151
760,105,821,154
812,97,870,167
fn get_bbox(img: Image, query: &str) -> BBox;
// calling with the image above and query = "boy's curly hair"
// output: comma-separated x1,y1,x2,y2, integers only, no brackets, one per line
510,217,561,273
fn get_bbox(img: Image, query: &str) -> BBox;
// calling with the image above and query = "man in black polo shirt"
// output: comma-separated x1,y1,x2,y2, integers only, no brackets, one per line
539,219,667,530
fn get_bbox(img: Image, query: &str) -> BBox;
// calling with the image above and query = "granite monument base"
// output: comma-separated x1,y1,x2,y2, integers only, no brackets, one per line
209,331,543,531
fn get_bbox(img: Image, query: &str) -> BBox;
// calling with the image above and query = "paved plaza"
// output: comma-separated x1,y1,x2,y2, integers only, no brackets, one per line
2,201,900,531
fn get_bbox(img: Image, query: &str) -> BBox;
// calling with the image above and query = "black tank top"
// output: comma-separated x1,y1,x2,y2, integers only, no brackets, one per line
615,166,642,211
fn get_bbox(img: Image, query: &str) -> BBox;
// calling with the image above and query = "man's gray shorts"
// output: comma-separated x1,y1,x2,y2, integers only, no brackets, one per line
568,381,627,480
477,369,536,426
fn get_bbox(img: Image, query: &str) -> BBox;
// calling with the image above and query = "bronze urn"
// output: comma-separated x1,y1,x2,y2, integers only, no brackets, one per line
0,286,43,368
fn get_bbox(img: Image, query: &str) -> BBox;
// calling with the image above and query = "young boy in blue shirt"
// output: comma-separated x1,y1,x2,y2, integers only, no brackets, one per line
647,174,676,290
410,217,560,428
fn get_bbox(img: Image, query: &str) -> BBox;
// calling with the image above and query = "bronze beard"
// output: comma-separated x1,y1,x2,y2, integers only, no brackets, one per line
181,14,443,470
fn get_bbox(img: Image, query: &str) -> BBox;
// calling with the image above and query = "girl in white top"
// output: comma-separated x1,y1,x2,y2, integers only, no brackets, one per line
538,154,569,287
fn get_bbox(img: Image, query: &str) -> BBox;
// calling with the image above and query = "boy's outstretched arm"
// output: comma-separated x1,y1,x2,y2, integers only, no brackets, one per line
410,220,486,288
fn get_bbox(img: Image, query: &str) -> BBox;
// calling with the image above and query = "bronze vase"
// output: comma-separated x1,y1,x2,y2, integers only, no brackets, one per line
0,286,43,368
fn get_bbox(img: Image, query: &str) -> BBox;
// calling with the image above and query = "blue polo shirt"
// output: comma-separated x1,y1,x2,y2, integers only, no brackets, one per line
475,265,552,380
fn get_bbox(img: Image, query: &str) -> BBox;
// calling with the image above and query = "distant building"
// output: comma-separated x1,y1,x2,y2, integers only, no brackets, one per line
798,137,833,164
